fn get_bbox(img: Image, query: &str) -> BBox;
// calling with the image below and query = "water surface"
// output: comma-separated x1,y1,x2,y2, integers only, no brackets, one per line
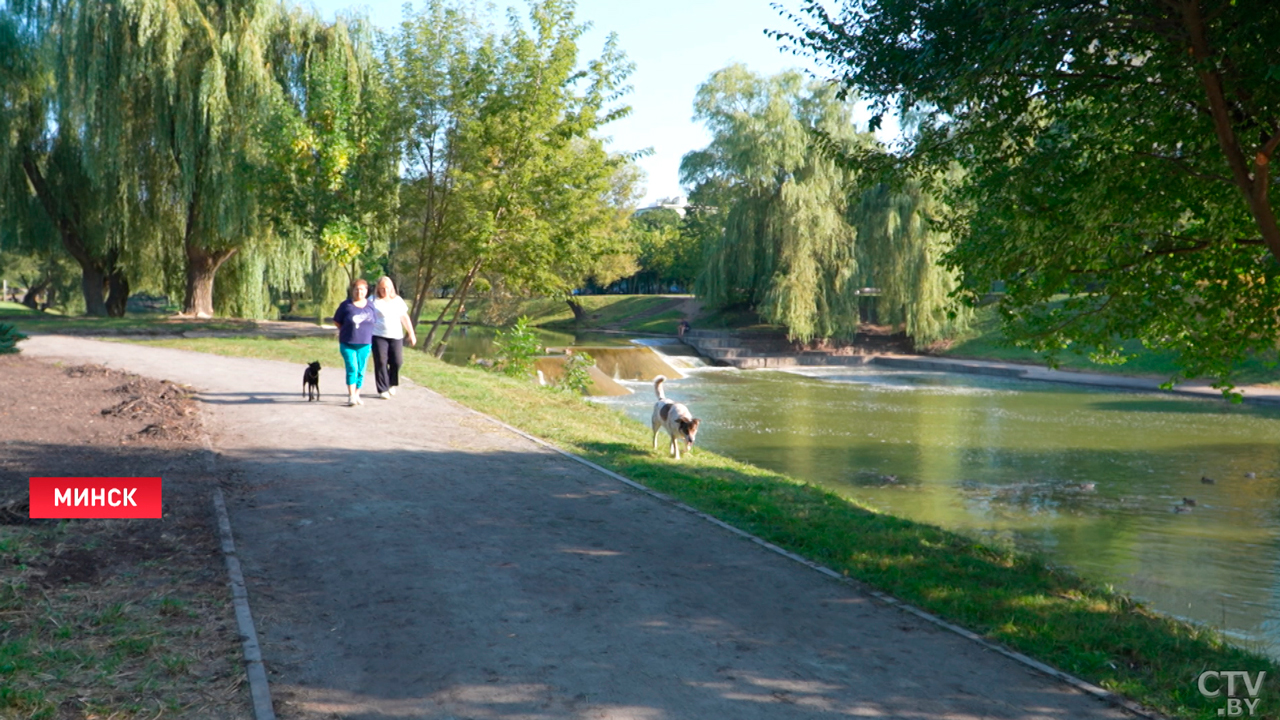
594,363,1280,657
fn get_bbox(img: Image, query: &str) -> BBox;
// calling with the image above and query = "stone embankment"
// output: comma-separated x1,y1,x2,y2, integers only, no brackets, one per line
682,329,876,369
681,328,1280,405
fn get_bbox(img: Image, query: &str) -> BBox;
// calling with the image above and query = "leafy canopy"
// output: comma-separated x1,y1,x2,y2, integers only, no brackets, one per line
778,0,1280,390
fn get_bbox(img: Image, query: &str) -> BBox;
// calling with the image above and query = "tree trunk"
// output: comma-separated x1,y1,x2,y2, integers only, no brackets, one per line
21,155,116,316
79,265,109,316
567,298,588,323
432,278,477,358
105,265,130,317
183,243,237,318
1181,3,1280,259
424,257,483,353
21,279,49,310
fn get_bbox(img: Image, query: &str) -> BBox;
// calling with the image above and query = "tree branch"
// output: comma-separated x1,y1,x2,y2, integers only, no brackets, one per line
1137,152,1233,183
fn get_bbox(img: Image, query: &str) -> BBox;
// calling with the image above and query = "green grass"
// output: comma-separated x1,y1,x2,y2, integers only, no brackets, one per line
132,333,1279,719
0,522,239,719
415,294,693,335
0,306,263,338
944,306,1280,387
0,301,47,316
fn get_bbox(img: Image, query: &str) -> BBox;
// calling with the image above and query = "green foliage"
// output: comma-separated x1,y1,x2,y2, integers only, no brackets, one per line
392,0,642,354
616,207,702,292
493,316,543,378
851,179,971,347
0,1,147,317
556,351,595,394
779,0,1280,391
683,66,867,343
0,322,27,353
262,10,398,289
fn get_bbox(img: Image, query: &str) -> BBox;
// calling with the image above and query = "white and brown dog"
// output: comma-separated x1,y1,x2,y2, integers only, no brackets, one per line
651,375,700,460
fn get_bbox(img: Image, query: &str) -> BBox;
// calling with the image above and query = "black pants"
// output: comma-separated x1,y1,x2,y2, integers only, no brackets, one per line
371,336,404,394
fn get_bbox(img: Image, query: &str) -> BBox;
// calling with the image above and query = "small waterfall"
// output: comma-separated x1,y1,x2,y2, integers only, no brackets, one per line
580,346,684,382
630,337,713,372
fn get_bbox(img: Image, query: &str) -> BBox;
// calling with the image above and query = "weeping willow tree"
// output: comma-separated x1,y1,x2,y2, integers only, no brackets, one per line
682,65,868,342
0,0,168,316
684,65,971,346
852,179,970,348
118,0,284,318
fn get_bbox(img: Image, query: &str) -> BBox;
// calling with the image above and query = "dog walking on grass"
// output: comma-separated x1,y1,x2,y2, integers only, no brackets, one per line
652,375,699,460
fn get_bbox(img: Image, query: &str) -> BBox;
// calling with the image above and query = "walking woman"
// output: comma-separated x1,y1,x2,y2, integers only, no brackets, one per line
332,278,377,406
371,276,417,399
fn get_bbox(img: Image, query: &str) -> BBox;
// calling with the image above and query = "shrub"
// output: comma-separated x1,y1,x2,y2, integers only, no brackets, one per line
556,351,595,394
493,316,542,378
0,323,27,354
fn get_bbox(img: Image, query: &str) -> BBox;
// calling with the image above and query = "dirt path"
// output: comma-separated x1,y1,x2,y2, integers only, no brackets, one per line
21,335,1140,720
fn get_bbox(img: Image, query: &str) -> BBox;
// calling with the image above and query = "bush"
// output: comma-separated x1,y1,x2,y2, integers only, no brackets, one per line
0,323,27,354
493,316,542,378
556,351,595,394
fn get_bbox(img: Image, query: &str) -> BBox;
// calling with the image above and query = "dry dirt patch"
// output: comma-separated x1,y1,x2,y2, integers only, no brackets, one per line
0,354,250,719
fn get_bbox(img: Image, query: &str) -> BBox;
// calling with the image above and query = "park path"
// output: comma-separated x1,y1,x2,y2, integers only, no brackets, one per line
23,335,1139,720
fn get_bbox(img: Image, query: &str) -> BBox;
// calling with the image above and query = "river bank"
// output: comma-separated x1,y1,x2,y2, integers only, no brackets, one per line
678,327,1280,406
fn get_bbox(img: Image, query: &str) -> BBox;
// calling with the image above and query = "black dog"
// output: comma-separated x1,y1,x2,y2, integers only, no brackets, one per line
303,361,321,401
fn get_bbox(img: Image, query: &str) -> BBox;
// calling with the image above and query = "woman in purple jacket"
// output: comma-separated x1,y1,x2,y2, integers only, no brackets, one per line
332,279,377,406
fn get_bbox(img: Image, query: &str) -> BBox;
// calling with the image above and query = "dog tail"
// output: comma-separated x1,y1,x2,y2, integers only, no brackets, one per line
654,375,667,400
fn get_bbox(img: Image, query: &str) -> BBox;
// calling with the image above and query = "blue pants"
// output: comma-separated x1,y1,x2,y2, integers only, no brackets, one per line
339,342,371,388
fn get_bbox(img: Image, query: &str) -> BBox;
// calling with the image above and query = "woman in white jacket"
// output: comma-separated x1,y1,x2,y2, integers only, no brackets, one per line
370,276,417,399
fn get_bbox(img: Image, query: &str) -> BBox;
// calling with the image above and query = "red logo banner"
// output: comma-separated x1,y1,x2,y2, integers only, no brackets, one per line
29,477,163,519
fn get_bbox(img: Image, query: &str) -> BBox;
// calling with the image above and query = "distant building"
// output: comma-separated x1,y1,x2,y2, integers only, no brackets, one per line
635,196,690,218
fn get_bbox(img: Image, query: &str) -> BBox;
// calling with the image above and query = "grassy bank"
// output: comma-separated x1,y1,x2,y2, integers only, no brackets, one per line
0,303,243,337
130,333,1278,719
943,306,1280,387
415,294,689,335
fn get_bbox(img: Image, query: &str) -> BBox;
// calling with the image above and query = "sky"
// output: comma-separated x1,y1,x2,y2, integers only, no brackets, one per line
305,0,893,206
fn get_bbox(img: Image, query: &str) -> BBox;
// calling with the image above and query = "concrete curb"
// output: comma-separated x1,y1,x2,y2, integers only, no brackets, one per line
195,413,276,720
212,487,277,720
442,391,1170,720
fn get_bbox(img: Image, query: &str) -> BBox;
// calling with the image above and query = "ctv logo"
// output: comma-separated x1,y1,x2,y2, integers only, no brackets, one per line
29,477,163,519
1199,671,1266,717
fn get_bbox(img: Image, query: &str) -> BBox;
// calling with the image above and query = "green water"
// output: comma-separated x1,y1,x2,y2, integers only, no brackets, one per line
594,364,1280,658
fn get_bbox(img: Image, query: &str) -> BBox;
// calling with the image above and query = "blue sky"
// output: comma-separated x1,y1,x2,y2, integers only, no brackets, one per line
306,0,889,206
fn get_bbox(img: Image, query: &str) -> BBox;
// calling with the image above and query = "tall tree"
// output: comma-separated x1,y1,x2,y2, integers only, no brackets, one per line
136,0,282,318
851,179,969,347
263,7,399,317
382,0,486,327
417,0,636,354
0,1,157,316
682,65,866,342
779,0,1280,388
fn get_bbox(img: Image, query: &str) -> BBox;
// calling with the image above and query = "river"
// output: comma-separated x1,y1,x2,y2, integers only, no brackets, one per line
589,358,1280,659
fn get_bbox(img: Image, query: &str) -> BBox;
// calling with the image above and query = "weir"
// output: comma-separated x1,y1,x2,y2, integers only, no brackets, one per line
536,343,694,396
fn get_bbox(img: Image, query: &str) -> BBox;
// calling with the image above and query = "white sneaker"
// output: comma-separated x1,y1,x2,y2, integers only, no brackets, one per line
389,387,397,396
346,396,358,407
355,394,364,405
379,391,391,400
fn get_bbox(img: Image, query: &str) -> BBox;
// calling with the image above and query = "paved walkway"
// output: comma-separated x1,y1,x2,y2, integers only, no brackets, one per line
24,336,1141,720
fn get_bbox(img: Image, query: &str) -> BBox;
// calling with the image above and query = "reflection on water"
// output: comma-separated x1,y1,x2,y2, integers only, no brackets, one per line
434,325,639,367
592,364,1280,658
